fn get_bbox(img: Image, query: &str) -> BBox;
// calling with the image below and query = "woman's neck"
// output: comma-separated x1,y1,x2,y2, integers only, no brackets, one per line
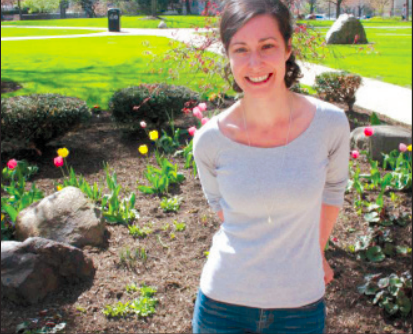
240,87,295,131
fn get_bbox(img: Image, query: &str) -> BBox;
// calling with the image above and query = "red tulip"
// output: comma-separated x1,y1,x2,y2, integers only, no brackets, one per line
7,159,18,170
351,150,360,159
364,127,374,137
188,127,197,136
54,156,64,167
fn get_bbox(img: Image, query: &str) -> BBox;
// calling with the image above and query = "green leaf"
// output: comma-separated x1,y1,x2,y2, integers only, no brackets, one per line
384,302,399,315
364,212,380,223
366,246,386,262
370,112,381,125
378,277,390,289
395,245,410,255
3,204,18,223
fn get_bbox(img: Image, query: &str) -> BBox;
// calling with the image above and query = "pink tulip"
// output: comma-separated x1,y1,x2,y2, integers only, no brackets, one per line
140,121,147,128
193,107,203,120
201,117,210,125
54,156,64,168
364,127,374,137
188,127,197,136
399,143,407,152
351,150,360,159
198,103,208,112
7,159,18,170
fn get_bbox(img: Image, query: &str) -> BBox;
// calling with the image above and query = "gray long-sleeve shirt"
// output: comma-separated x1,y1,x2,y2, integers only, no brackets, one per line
193,97,350,309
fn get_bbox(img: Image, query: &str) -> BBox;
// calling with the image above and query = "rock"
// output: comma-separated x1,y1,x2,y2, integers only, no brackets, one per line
326,14,368,44
158,21,168,29
15,187,106,248
1,237,95,305
350,125,412,163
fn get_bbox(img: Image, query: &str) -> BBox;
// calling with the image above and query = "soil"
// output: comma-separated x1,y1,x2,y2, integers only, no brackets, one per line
1,101,412,334
1,81,23,94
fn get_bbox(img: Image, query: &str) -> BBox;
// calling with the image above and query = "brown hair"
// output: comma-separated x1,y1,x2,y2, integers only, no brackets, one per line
220,0,302,92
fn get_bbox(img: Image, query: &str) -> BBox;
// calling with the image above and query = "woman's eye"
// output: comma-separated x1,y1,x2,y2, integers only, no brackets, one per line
262,44,275,50
234,48,247,53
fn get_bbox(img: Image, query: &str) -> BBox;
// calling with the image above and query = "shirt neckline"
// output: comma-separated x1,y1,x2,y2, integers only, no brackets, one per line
213,99,321,151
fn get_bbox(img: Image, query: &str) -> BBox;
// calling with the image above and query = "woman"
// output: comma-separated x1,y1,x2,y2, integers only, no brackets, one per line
192,0,350,333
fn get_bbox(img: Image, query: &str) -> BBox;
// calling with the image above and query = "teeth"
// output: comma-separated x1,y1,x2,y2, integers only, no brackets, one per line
248,75,270,83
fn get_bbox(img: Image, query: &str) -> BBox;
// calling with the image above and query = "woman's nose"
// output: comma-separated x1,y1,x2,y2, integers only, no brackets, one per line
248,51,263,68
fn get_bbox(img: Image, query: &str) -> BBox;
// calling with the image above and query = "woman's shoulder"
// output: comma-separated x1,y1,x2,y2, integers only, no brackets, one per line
304,95,348,127
193,113,222,151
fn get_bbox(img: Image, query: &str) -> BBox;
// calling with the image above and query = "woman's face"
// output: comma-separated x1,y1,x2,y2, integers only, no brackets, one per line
228,14,292,97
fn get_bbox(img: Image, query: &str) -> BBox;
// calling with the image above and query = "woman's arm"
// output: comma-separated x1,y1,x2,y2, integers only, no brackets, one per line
320,203,341,286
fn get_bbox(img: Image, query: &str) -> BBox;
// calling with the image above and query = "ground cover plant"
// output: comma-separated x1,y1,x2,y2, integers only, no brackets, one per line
0,15,218,29
0,94,411,333
1,27,102,38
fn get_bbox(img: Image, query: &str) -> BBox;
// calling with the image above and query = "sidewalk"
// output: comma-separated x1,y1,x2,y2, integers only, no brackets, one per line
2,26,412,125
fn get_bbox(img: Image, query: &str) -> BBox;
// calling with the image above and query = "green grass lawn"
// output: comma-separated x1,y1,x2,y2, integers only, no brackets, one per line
306,27,412,88
298,18,413,28
0,15,218,29
1,27,103,37
1,35,226,108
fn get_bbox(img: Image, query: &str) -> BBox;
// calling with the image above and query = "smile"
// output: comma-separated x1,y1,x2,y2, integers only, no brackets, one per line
246,73,273,84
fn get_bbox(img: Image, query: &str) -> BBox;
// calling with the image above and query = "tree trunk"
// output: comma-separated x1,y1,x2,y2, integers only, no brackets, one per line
17,0,22,20
336,0,341,18
310,2,315,14
406,0,410,21
151,0,157,17
60,0,67,19
185,0,191,14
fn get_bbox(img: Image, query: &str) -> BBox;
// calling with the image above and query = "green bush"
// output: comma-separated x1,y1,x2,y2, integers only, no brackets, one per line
1,94,91,153
109,84,200,130
290,83,310,95
314,71,362,111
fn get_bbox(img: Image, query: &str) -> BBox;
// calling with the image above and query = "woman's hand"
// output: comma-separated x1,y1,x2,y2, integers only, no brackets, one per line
323,256,334,286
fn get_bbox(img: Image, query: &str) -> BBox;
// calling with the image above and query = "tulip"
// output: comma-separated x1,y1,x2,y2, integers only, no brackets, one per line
364,127,374,137
408,145,412,152
1,214,4,221
399,143,408,152
149,130,159,141
201,117,210,126
139,145,149,155
7,159,18,170
54,156,64,168
198,103,208,112
57,185,63,191
351,150,360,159
188,127,197,136
193,107,203,120
57,148,69,158
140,121,147,128
133,106,140,111
93,105,100,109
332,237,338,243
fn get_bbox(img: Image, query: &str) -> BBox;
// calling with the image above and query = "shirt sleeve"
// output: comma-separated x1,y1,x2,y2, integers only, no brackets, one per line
322,110,350,207
193,129,223,213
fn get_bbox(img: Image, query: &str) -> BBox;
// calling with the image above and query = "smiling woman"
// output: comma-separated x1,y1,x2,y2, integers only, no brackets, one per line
191,0,351,333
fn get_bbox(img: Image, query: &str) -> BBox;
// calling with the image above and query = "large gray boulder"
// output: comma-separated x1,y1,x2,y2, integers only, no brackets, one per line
158,21,167,29
15,187,106,248
1,237,95,305
326,14,368,44
350,125,412,163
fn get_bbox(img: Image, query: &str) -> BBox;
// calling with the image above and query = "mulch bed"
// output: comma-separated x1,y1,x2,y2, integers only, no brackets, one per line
1,101,412,334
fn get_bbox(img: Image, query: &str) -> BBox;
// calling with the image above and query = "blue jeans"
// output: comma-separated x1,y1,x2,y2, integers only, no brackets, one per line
192,288,326,334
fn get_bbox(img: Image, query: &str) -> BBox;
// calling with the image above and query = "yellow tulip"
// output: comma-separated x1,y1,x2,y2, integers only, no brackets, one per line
57,185,63,191
408,145,412,152
149,130,159,141
57,148,69,158
1,214,4,221
139,145,149,155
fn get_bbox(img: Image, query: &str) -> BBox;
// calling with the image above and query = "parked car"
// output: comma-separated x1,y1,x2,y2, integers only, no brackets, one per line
305,13,328,20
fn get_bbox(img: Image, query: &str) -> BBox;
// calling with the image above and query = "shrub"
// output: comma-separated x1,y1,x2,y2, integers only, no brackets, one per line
109,84,200,130
314,71,362,111
1,94,91,153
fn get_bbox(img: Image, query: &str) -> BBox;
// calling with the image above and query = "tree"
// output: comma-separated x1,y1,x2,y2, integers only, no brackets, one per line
308,0,317,13
23,0,59,13
368,0,390,15
183,0,190,14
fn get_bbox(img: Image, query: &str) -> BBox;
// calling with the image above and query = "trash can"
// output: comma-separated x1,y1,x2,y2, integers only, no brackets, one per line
108,8,120,32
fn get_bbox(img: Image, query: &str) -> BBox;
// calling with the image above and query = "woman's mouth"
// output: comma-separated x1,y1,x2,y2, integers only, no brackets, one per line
245,73,273,85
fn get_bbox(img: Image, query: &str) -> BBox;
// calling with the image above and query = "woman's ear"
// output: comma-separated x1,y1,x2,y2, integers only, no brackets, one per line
285,38,293,60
